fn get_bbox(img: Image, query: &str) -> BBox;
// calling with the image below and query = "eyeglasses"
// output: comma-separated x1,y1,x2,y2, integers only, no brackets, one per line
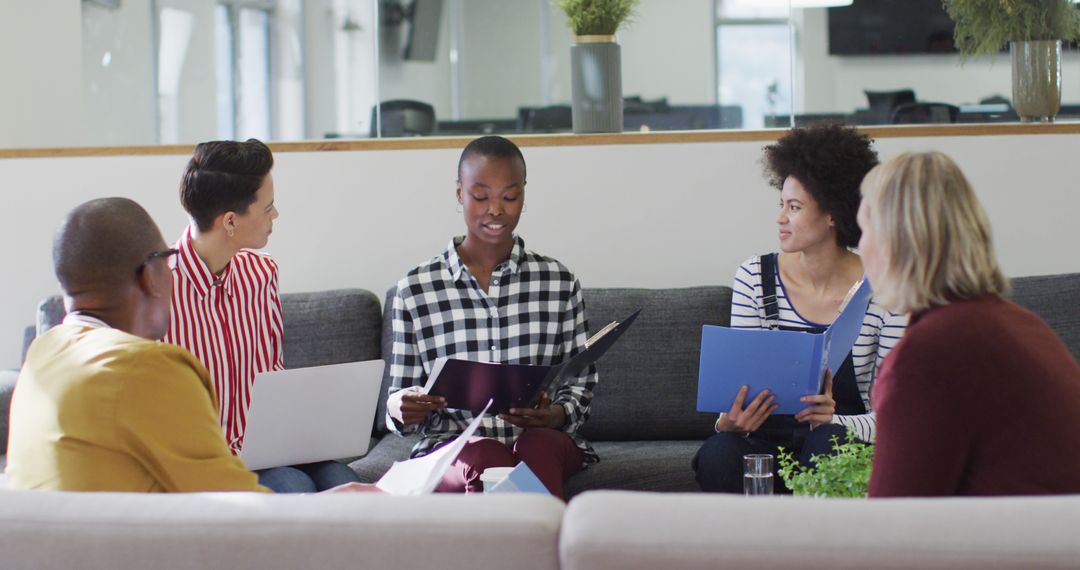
136,248,179,275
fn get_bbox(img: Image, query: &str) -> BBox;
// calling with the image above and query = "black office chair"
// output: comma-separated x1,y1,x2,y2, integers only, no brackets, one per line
864,89,916,123
517,105,572,132
891,102,960,124
370,99,436,137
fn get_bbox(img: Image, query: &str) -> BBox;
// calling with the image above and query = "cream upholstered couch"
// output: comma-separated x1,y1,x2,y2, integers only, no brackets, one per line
1,489,1079,569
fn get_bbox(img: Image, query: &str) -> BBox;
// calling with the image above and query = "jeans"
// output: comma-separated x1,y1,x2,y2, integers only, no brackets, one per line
256,460,361,493
692,422,850,494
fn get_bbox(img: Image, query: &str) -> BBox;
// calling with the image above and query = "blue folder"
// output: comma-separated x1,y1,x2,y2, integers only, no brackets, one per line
696,279,872,415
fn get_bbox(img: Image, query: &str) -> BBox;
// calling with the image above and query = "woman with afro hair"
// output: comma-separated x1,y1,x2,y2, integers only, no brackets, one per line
692,123,908,493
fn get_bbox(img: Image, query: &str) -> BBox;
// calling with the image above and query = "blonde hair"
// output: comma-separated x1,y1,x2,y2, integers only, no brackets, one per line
859,151,1008,313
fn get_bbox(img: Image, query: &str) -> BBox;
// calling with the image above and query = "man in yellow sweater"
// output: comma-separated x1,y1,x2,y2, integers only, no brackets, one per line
7,198,367,493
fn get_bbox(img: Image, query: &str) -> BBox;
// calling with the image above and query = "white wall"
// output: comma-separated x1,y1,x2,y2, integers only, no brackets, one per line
1,133,1078,369
0,0,84,149
797,8,1080,113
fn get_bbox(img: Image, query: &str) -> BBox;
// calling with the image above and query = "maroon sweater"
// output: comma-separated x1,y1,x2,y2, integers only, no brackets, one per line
868,294,1080,497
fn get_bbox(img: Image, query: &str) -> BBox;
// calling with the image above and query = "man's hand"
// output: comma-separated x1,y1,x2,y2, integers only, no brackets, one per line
715,385,778,435
499,392,567,429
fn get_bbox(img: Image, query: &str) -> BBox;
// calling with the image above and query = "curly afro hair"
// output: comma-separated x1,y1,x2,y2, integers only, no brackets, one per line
762,123,878,249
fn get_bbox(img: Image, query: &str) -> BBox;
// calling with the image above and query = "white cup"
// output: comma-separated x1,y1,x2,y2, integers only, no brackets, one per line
479,467,515,492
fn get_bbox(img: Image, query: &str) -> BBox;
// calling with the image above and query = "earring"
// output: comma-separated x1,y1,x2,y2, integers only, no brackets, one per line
523,202,528,213
227,230,235,237
456,203,463,213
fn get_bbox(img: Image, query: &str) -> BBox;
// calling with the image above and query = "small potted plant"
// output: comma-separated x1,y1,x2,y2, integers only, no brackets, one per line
777,428,873,497
556,0,639,133
943,0,1080,122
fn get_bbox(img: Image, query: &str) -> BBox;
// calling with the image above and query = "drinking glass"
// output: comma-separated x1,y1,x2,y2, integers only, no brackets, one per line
743,453,774,496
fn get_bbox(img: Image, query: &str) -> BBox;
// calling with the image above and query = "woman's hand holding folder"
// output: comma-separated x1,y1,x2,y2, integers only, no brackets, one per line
499,391,568,430
795,370,836,428
715,387,779,435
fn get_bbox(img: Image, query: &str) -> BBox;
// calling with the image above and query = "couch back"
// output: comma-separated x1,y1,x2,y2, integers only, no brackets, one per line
30,289,383,370
375,286,729,442
1010,273,1080,363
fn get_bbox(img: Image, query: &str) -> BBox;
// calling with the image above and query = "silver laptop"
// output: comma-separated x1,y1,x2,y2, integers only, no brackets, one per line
240,360,384,471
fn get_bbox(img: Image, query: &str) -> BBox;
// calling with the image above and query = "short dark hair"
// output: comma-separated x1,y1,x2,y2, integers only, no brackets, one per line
762,123,878,248
457,135,526,181
180,139,274,232
54,198,163,294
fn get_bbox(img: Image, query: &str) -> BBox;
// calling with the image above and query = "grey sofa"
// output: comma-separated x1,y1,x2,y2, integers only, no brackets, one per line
4,274,1080,497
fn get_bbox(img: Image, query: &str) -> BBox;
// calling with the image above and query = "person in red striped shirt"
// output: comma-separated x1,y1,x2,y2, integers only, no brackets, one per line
162,139,361,493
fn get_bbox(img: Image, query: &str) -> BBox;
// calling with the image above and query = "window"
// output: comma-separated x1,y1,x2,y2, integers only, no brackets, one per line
716,1,793,129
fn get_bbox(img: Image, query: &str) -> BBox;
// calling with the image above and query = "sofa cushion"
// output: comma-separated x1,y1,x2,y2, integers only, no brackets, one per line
348,432,421,483
0,370,16,456
1010,273,1080,363
560,491,1080,570
374,289,397,436
280,289,382,369
0,491,564,570
578,287,728,442
564,440,702,499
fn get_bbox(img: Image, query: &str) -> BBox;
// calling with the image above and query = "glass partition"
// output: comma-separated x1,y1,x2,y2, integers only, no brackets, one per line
3,0,1079,150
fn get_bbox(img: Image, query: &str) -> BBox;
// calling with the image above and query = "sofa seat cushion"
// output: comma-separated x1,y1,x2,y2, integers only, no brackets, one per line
564,440,702,498
348,433,421,483
560,491,1080,570
0,491,564,570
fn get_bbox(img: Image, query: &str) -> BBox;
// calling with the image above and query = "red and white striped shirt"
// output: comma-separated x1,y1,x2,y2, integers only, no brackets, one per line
162,225,284,453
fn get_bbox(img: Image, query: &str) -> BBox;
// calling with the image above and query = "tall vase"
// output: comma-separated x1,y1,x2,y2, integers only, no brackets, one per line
1011,40,1061,123
570,35,623,133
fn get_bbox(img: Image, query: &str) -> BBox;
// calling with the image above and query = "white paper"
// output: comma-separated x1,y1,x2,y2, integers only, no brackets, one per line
376,399,493,495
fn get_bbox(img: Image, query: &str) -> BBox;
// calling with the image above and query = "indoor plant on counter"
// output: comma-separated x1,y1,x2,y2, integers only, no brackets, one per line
557,0,639,133
943,0,1080,122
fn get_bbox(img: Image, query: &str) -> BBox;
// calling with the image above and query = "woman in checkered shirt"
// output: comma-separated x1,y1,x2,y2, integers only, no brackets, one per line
384,136,598,499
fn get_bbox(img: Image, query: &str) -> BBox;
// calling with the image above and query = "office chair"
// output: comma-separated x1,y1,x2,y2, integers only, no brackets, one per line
517,105,572,133
370,100,436,137
864,89,916,123
891,102,960,124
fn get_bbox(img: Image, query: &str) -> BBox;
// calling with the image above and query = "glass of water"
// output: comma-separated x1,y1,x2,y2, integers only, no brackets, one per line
743,453,774,496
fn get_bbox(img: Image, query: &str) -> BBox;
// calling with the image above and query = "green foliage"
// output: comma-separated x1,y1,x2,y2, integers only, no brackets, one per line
556,0,639,36
943,0,1080,58
777,428,873,498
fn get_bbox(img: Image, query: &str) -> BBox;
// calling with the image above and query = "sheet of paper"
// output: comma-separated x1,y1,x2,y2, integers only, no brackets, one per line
376,400,493,496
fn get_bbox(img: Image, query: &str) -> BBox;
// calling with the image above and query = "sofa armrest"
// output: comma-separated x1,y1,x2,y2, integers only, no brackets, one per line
0,369,18,455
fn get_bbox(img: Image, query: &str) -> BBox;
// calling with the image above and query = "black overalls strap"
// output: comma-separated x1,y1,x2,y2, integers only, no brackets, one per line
759,253,781,330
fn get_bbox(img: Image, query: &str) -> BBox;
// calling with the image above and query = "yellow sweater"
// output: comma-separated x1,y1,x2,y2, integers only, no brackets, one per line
7,323,268,493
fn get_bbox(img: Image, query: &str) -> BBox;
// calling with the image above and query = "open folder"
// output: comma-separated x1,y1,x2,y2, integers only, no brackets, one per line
423,309,641,414
696,279,872,415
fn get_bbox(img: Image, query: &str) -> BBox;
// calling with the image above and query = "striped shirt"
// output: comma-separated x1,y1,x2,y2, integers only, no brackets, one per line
162,225,284,453
730,255,907,442
388,236,599,466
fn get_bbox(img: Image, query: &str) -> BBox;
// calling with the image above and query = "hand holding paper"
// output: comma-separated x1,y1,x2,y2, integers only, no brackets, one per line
376,400,492,496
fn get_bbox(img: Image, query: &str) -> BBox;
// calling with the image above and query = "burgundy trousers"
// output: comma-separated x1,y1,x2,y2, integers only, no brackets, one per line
435,428,583,500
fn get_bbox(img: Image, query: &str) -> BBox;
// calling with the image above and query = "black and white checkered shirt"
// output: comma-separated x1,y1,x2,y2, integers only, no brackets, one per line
388,236,599,466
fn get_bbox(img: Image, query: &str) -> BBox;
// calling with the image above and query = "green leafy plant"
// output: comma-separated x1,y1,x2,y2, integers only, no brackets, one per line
942,0,1080,58
777,428,873,498
556,0,639,36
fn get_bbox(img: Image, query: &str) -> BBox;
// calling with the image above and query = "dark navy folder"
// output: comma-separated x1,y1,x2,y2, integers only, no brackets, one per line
696,280,872,415
423,310,641,415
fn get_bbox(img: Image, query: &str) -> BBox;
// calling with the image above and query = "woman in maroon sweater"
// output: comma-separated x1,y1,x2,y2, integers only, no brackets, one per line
858,151,1080,497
